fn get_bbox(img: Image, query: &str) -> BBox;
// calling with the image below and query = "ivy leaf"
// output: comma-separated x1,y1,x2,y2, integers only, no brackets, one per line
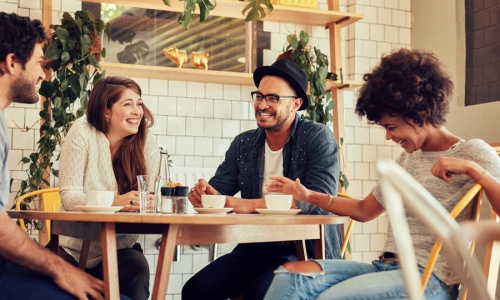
44,42,61,60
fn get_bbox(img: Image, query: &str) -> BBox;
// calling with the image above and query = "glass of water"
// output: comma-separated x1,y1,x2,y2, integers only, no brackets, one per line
137,175,161,213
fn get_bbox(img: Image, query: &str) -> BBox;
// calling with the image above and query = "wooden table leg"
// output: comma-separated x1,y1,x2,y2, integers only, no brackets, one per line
152,224,179,300
100,222,119,300
314,224,326,259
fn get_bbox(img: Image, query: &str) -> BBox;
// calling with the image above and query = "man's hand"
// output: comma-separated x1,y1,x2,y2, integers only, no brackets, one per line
188,178,220,207
52,261,105,300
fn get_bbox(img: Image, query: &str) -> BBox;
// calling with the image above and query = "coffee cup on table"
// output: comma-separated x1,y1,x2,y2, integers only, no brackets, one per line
86,190,115,207
265,194,293,210
201,195,226,209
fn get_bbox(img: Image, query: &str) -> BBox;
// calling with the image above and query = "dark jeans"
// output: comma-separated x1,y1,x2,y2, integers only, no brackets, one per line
0,260,79,300
182,241,298,300
58,243,149,300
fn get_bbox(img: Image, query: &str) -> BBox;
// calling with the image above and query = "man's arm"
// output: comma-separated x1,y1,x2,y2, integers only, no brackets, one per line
0,213,105,300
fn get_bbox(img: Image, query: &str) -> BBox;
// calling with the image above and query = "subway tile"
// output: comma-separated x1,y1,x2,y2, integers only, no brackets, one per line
184,156,204,168
192,253,211,274
369,162,379,180
169,80,187,97
167,274,183,295
143,94,158,115
270,32,287,52
158,96,177,116
399,27,411,45
362,145,377,162
194,137,213,156
354,233,370,251
175,136,195,155
362,252,378,263
361,40,377,58
392,146,403,159
370,24,385,41
19,0,39,9
377,145,393,160
185,117,204,137
156,135,176,154
151,115,167,135
346,144,362,162
384,0,398,9
385,26,398,43
176,97,196,117
377,7,391,25
362,5,377,23
204,119,222,138
263,21,280,33
173,256,193,274
362,180,377,195
212,138,231,157
29,9,41,21
263,49,280,66
392,9,406,27
12,129,34,150
150,79,169,96
203,156,223,168
206,83,223,99
5,107,25,130
312,25,327,39
355,22,370,40
1,3,17,13
187,82,205,98
61,0,81,11
241,120,257,133
354,162,370,180
399,0,411,11
213,100,232,119
167,116,186,136
377,41,392,56
195,99,214,118
223,84,241,101
222,120,241,138
240,86,253,103
370,0,384,7
370,234,386,251
369,126,386,145
362,218,378,233
8,149,23,171
354,127,370,144
232,101,250,120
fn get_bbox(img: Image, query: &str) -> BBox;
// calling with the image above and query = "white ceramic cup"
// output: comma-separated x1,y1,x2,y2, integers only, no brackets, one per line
201,195,226,209
265,194,293,210
86,190,115,207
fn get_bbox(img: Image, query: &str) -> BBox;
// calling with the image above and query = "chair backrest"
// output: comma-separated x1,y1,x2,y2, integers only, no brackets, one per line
15,188,61,241
420,183,483,297
338,192,355,258
377,160,492,300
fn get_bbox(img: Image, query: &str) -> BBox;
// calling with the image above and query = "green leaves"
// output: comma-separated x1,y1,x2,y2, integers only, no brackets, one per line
242,0,273,22
14,10,108,209
176,0,217,29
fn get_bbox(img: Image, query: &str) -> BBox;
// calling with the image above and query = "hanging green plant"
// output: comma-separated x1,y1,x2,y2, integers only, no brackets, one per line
162,0,273,29
12,11,110,231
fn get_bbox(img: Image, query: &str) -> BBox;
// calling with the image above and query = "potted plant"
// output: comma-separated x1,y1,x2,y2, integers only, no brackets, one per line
13,11,109,232
281,30,349,191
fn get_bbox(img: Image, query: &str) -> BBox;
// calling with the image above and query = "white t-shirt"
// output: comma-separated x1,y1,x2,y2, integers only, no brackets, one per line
262,141,284,196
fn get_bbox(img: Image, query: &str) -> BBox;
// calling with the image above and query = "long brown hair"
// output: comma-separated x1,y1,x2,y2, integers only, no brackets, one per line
86,76,154,194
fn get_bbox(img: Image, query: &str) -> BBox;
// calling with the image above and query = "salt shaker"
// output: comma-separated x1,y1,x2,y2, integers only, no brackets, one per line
160,186,174,214
173,186,189,214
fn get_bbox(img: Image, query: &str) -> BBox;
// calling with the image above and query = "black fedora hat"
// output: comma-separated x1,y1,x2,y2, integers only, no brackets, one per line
253,59,309,111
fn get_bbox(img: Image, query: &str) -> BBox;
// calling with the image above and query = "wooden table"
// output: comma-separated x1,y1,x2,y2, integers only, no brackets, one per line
8,210,349,300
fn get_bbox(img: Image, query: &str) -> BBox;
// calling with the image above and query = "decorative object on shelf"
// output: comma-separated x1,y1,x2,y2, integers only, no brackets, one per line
13,11,109,212
190,51,209,70
162,0,273,28
117,40,150,64
163,46,188,68
270,0,317,9
280,30,349,191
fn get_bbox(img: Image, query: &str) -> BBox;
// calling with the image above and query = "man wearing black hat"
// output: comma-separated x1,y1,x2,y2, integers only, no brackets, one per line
183,59,341,300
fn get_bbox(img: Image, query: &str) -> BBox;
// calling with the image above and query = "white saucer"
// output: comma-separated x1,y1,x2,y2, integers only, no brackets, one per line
194,207,233,214
75,205,123,213
256,208,301,215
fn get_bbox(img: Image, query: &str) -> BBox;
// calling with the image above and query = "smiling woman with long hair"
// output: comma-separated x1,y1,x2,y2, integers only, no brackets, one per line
58,76,160,300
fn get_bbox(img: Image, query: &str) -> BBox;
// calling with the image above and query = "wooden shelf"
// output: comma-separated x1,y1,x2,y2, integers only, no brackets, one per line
84,0,363,27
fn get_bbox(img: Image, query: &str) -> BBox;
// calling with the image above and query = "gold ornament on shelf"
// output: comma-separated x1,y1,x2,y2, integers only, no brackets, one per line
163,47,188,68
190,52,209,70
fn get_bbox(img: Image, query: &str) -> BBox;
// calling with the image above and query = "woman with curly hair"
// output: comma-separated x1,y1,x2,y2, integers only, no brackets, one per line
264,48,500,300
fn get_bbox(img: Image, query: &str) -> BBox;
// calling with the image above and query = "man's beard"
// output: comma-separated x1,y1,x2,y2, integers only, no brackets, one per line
10,75,40,104
256,105,292,132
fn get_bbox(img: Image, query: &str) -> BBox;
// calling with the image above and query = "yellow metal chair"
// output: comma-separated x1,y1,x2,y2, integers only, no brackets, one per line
420,183,483,298
15,188,61,241
338,192,355,258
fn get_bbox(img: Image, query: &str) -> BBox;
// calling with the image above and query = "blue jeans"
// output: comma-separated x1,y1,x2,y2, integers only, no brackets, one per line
0,260,130,300
264,259,458,300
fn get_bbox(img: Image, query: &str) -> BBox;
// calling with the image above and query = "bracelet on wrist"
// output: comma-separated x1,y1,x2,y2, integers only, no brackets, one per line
477,170,487,184
326,194,334,207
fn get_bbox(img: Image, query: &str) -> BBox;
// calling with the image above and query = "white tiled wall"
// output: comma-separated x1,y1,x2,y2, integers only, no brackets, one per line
2,0,411,299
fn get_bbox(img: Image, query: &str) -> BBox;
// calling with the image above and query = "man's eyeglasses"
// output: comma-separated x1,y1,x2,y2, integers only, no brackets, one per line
251,91,298,107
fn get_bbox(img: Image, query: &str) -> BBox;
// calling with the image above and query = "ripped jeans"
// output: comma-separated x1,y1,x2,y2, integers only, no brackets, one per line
264,259,458,300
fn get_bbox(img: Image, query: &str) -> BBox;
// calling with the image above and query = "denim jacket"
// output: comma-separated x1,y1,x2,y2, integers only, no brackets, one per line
209,114,342,259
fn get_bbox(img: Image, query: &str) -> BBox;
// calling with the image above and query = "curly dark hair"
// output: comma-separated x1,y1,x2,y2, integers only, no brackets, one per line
0,13,47,74
355,48,454,127
87,76,154,195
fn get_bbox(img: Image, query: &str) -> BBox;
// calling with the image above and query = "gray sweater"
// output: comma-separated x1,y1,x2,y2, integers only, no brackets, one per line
372,139,500,285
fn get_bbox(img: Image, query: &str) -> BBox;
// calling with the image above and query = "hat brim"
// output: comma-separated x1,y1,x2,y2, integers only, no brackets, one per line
253,66,309,111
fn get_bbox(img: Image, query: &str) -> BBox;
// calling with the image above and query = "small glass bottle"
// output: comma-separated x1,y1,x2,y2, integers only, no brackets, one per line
160,187,175,214
173,186,189,214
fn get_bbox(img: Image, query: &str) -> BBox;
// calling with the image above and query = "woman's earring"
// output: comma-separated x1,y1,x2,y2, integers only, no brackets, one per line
106,118,109,123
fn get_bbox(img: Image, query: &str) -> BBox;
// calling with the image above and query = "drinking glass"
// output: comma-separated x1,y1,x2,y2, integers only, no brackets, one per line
137,175,161,213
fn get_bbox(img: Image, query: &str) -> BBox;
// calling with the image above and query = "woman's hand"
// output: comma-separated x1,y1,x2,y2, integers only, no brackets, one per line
431,157,481,182
266,176,311,202
113,191,140,207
